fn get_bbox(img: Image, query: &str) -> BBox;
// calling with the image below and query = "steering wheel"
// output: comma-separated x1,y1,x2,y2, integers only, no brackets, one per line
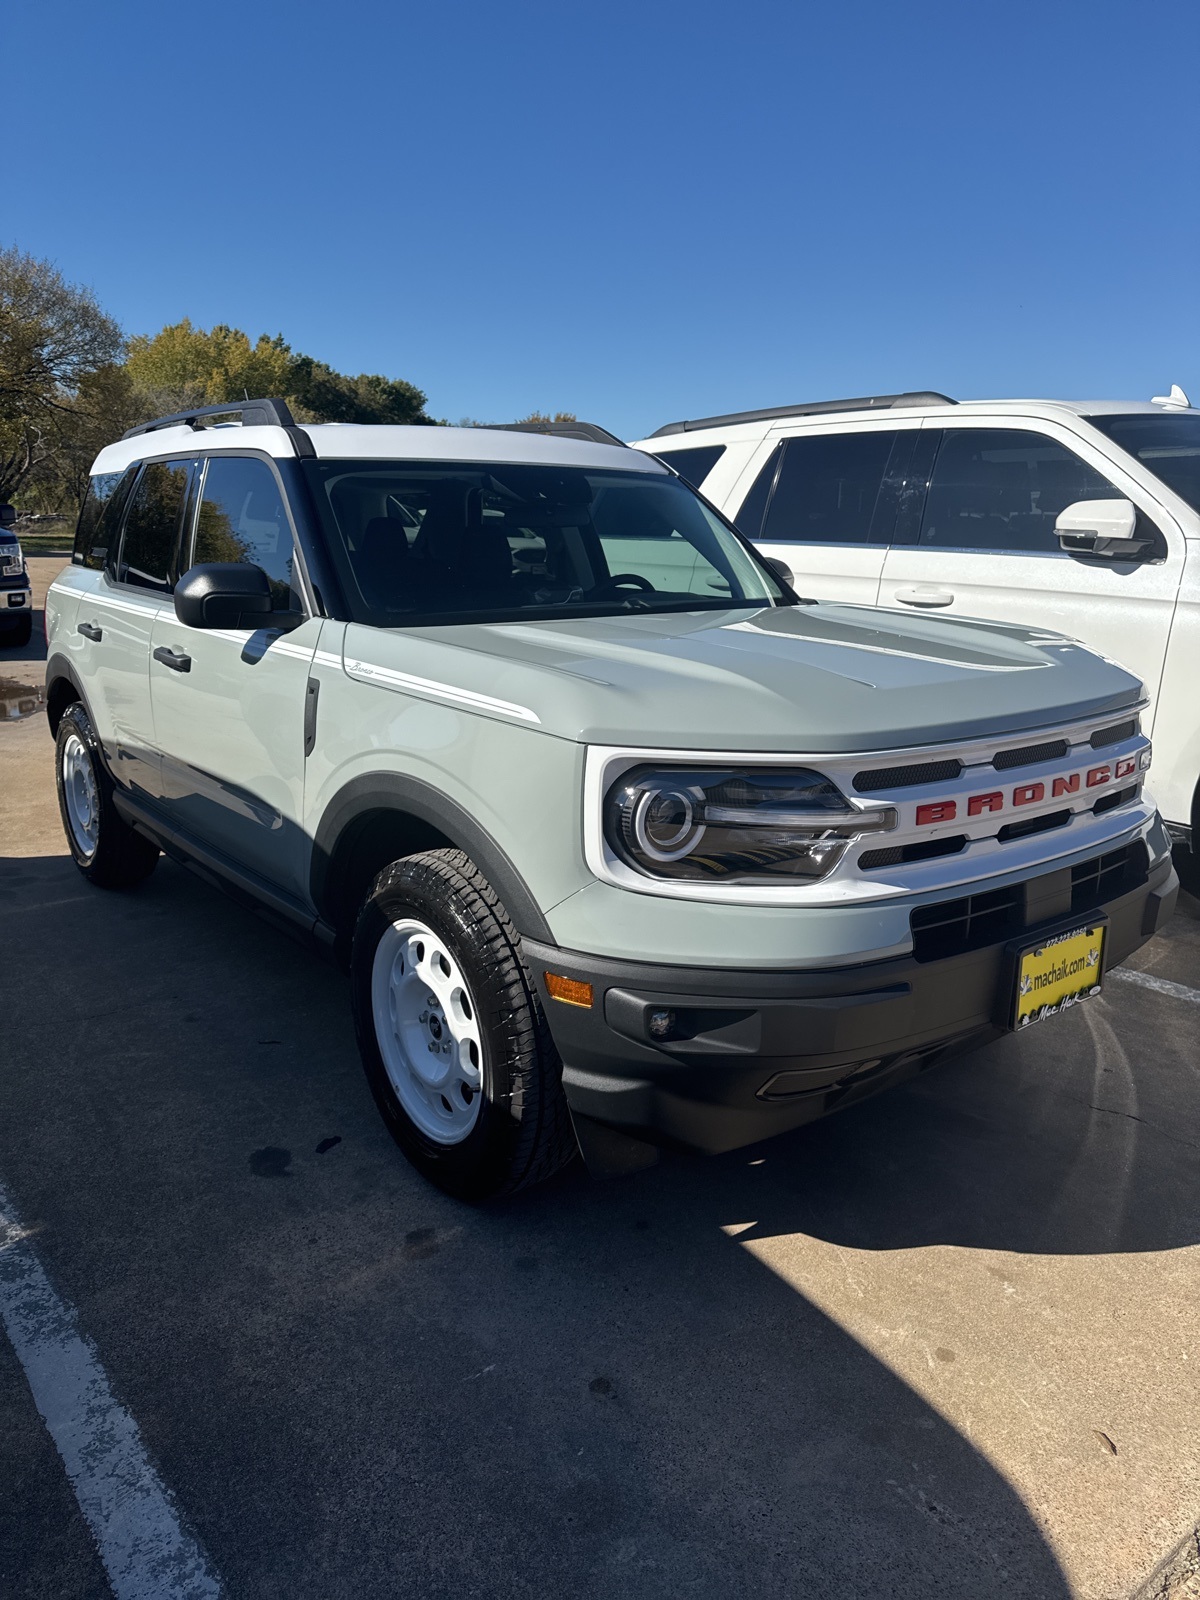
592,573,656,599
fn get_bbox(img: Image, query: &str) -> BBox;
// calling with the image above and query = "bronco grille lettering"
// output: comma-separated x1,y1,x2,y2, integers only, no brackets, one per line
912,754,1143,828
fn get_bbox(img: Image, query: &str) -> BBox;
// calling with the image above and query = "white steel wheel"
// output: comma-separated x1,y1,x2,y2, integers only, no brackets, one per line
370,917,484,1144
61,730,100,859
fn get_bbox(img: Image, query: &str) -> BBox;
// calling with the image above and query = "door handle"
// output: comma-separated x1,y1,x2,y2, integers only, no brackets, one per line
894,586,955,608
77,621,103,641
153,645,192,673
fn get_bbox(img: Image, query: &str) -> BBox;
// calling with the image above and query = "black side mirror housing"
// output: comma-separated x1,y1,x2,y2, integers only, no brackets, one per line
174,563,275,629
0,504,16,527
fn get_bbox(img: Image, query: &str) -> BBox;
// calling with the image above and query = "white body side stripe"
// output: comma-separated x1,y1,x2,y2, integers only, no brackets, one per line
344,657,541,724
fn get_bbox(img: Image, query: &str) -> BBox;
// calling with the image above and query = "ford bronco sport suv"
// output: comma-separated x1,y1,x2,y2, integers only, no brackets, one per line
44,400,1178,1199
632,387,1200,864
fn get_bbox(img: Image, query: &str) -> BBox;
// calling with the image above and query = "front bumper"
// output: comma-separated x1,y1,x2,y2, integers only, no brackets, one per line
526,848,1178,1155
0,569,30,623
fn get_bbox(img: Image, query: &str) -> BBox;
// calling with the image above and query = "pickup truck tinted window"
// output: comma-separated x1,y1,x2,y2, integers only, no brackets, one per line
759,431,898,544
1087,413,1200,515
74,466,138,571
303,460,785,626
117,460,190,591
920,429,1119,553
194,456,297,609
652,444,726,488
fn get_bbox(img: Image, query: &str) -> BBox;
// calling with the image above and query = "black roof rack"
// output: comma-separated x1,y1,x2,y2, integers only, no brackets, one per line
647,391,956,438
484,420,627,447
122,397,299,440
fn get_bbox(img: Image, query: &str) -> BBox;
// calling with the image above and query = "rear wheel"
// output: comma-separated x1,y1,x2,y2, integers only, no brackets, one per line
54,702,160,888
351,848,577,1201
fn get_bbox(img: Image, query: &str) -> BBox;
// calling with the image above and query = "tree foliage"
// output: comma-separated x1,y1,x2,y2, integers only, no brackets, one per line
125,319,430,429
0,246,124,501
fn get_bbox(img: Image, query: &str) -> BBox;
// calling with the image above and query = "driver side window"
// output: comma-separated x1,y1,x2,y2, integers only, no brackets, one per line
192,455,300,609
919,430,1121,553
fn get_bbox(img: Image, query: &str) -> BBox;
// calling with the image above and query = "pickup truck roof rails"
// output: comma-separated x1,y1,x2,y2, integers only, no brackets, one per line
485,420,628,447
647,391,957,438
122,397,300,439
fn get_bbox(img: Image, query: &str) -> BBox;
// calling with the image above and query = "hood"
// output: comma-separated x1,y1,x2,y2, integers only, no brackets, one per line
342,602,1143,753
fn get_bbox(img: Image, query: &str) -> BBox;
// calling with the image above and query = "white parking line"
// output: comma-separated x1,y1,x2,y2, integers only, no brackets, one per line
0,1179,222,1599
1110,967,1200,1005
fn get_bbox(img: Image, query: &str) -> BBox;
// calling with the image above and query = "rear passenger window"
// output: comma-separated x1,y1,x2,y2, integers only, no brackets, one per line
759,431,898,543
193,456,298,609
74,466,139,571
117,460,191,591
920,430,1121,553
652,444,726,488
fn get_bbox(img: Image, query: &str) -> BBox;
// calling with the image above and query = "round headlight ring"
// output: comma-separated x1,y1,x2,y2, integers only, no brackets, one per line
631,786,706,862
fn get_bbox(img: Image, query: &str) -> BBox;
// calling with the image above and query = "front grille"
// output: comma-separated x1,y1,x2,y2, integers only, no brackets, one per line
992,738,1069,771
860,835,967,870
909,840,1151,963
996,808,1071,844
910,885,1022,963
1091,719,1137,749
1093,783,1139,817
1071,841,1148,913
853,758,962,792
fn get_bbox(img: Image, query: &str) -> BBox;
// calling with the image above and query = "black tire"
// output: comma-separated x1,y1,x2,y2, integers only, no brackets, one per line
54,702,160,888
2,613,32,648
351,848,578,1201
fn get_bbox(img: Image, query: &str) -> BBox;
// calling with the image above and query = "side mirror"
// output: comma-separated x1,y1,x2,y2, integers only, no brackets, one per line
1055,498,1139,558
764,555,794,587
0,504,16,527
174,563,275,629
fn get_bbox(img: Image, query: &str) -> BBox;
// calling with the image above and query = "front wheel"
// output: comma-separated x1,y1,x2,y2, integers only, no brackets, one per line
54,702,160,888
351,849,577,1201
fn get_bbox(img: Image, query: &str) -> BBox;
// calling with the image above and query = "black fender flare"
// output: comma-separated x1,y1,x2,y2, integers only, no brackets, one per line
310,771,555,943
43,652,90,734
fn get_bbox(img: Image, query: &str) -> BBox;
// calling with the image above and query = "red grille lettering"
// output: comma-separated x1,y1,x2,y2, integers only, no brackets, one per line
1013,782,1045,807
916,801,957,826
968,791,1004,816
1052,774,1080,798
1115,757,1136,779
1086,764,1111,788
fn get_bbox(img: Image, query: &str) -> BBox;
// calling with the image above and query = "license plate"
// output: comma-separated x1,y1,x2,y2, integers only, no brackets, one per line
1014,923,1105,1029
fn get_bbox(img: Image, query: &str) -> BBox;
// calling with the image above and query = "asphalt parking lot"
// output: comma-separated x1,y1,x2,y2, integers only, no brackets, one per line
3,557,1199,1599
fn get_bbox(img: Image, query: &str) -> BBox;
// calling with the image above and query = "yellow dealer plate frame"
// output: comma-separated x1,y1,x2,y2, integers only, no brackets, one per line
1013,922,1106,1030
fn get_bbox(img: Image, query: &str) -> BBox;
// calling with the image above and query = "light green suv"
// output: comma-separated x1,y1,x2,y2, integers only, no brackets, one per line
44,400,1178,1199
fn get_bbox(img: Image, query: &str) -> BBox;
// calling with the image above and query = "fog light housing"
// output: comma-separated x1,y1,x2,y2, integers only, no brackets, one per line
647,1008,675,1040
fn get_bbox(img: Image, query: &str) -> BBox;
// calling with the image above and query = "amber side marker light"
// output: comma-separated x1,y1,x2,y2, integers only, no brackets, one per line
545,972,594,1008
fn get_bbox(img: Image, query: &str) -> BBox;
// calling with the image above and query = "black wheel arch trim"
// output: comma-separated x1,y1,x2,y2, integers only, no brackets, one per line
311,772,554,943
44,652,90,734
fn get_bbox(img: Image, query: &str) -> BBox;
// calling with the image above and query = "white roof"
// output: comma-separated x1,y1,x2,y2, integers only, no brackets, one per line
631,397,1199,448
90,422,664,479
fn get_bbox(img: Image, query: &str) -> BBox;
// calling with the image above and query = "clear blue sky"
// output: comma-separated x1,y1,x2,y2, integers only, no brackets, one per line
8,0,1199,437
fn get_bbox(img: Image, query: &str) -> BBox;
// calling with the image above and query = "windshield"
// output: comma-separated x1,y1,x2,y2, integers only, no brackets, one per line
1087,413,1200,514
302,460,788,626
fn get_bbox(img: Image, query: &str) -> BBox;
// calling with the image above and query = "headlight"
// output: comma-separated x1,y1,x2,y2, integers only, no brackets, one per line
605,766,896,883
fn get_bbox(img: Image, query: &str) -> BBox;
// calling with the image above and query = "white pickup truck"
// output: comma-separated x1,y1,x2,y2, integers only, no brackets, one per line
633,390,1200,864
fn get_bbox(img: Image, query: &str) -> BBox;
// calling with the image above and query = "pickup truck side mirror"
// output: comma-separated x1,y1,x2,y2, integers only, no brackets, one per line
0,504,16,527
1055,498,1143,559
174,563,277,629
763,555,795,587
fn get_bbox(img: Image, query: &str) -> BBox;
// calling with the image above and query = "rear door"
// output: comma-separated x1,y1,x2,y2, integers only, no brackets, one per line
71,457,192,796
149,452,323,901
733,424,916,604
878,421,1186,727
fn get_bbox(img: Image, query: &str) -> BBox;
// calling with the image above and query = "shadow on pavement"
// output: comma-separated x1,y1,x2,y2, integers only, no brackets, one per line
9,849,1195,1594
